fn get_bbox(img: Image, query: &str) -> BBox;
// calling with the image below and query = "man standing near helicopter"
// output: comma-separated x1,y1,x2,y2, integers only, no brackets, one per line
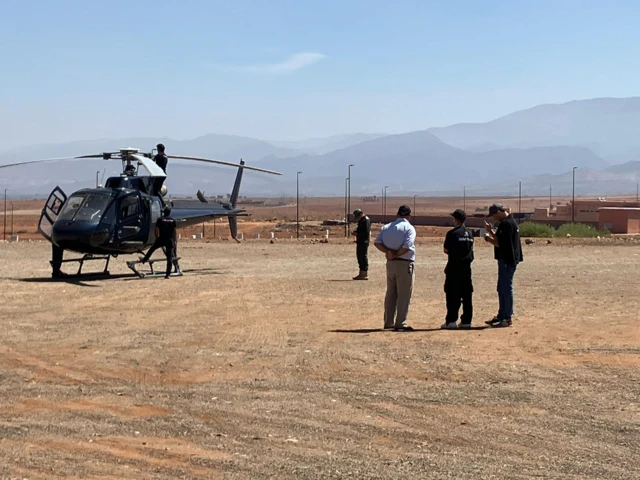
140,206,180,278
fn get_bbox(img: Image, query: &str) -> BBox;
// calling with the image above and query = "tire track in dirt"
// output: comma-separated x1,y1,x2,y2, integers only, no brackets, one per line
2,436,228,479
2,398,171,419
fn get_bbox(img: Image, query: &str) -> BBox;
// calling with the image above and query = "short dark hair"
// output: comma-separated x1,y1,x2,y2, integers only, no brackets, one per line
157,143,165,152
163,206,171,216
397,205,411,216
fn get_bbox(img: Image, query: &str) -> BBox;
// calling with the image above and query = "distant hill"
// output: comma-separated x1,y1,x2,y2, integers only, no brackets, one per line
255,131,608,195
428,97,640,160
270,133,387,155
3,97,640,197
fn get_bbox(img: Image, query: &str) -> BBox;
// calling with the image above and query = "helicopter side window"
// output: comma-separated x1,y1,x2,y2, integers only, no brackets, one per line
74,194,112,222
121,195,140,218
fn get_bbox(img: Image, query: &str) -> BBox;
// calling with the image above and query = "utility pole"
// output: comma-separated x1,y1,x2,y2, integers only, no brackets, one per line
381,187,384,218
347,164,354,238
10,202,14,236
3,189,6,242
572,167,577,223
413,195,417,218
549,185,552,210
518,181,522,214
463,185,466,211
383,185,389,223
296,171,302,239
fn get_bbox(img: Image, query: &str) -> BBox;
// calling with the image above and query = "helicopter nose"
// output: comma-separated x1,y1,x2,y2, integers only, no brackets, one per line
52,223,111,249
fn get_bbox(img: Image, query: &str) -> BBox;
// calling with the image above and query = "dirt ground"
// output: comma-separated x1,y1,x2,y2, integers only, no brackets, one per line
0,238,639,479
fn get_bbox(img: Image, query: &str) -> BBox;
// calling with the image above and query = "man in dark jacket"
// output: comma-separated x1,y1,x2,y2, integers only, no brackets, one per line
484,203,524,327
351,208,371,280
442,209,474,329
141,206,178,278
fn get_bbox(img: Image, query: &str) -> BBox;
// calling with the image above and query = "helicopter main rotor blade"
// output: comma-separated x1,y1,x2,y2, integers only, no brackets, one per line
0,156,85,170
0,152,123,170
167,155,283,175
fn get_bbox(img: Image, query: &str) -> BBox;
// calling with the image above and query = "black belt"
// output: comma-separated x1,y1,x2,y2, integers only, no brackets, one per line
391,258,413,262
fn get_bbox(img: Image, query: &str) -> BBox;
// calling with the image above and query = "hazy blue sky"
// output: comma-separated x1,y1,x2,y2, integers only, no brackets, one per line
1,0,639,149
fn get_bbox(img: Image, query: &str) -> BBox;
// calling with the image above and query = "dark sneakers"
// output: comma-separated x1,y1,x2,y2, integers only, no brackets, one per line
486,317,512,328
494,319,512,328
394,325,414,332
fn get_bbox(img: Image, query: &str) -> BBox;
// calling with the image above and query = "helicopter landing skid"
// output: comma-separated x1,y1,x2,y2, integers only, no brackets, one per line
126,258,183,279
52,254,112,276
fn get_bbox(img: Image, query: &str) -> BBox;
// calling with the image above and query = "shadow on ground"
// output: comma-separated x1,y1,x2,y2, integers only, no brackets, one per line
331,326,490,333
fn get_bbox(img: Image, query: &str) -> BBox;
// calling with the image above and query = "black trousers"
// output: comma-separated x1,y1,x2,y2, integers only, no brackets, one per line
143,239,175,277
444,266,473,324
356,242,369,271
51,244,64,273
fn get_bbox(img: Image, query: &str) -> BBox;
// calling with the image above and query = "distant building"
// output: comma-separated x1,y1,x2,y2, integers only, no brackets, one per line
532,199,640,233
598,208,640,234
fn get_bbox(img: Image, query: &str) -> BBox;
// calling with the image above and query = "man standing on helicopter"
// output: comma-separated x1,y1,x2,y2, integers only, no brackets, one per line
154,143,168,173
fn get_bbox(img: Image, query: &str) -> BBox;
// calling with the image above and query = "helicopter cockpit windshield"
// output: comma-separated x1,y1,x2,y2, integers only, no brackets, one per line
57,192,115,225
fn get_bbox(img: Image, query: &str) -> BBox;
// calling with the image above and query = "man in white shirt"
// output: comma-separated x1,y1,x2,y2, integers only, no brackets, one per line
374,205,416,331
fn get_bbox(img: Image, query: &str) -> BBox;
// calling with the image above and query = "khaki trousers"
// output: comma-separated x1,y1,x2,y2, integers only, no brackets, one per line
384,260,415,328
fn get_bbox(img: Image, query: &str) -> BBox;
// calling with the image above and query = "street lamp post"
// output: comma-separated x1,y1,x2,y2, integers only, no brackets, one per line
549,185,552,210
572,167,577,223
347,164,354,234
3,189,6,242
344,178,348,237
10,202,14,236
296,171,302,239
383,186,389,223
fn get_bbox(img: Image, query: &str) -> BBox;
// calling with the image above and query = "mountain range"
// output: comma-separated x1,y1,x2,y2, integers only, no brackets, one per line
1,97,640,197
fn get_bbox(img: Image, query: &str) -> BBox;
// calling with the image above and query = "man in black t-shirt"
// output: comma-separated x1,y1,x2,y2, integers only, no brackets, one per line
141,206,179,278
484,203,523,327
351,209,371,280
154,143,168,173
442,209,474,329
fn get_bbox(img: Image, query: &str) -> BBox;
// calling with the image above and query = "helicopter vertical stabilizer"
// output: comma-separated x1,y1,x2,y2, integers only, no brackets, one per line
229,160,244,209
228,161,244,241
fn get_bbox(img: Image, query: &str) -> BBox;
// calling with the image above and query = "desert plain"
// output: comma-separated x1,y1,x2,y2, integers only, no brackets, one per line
0,198,639,479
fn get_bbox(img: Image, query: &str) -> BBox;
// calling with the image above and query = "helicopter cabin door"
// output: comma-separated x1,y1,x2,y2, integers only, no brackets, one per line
37,186,67,243
116,193,149,246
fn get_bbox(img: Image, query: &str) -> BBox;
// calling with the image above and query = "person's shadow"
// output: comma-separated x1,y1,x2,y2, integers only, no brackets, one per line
331,326,489,333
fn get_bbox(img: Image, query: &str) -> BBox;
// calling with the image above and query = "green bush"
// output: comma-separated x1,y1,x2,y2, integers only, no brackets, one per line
517,222,611,238
518,222,556,237
557,223,611,237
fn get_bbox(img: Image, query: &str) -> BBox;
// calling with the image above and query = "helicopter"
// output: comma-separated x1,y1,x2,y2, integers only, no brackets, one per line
0,147,282,278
